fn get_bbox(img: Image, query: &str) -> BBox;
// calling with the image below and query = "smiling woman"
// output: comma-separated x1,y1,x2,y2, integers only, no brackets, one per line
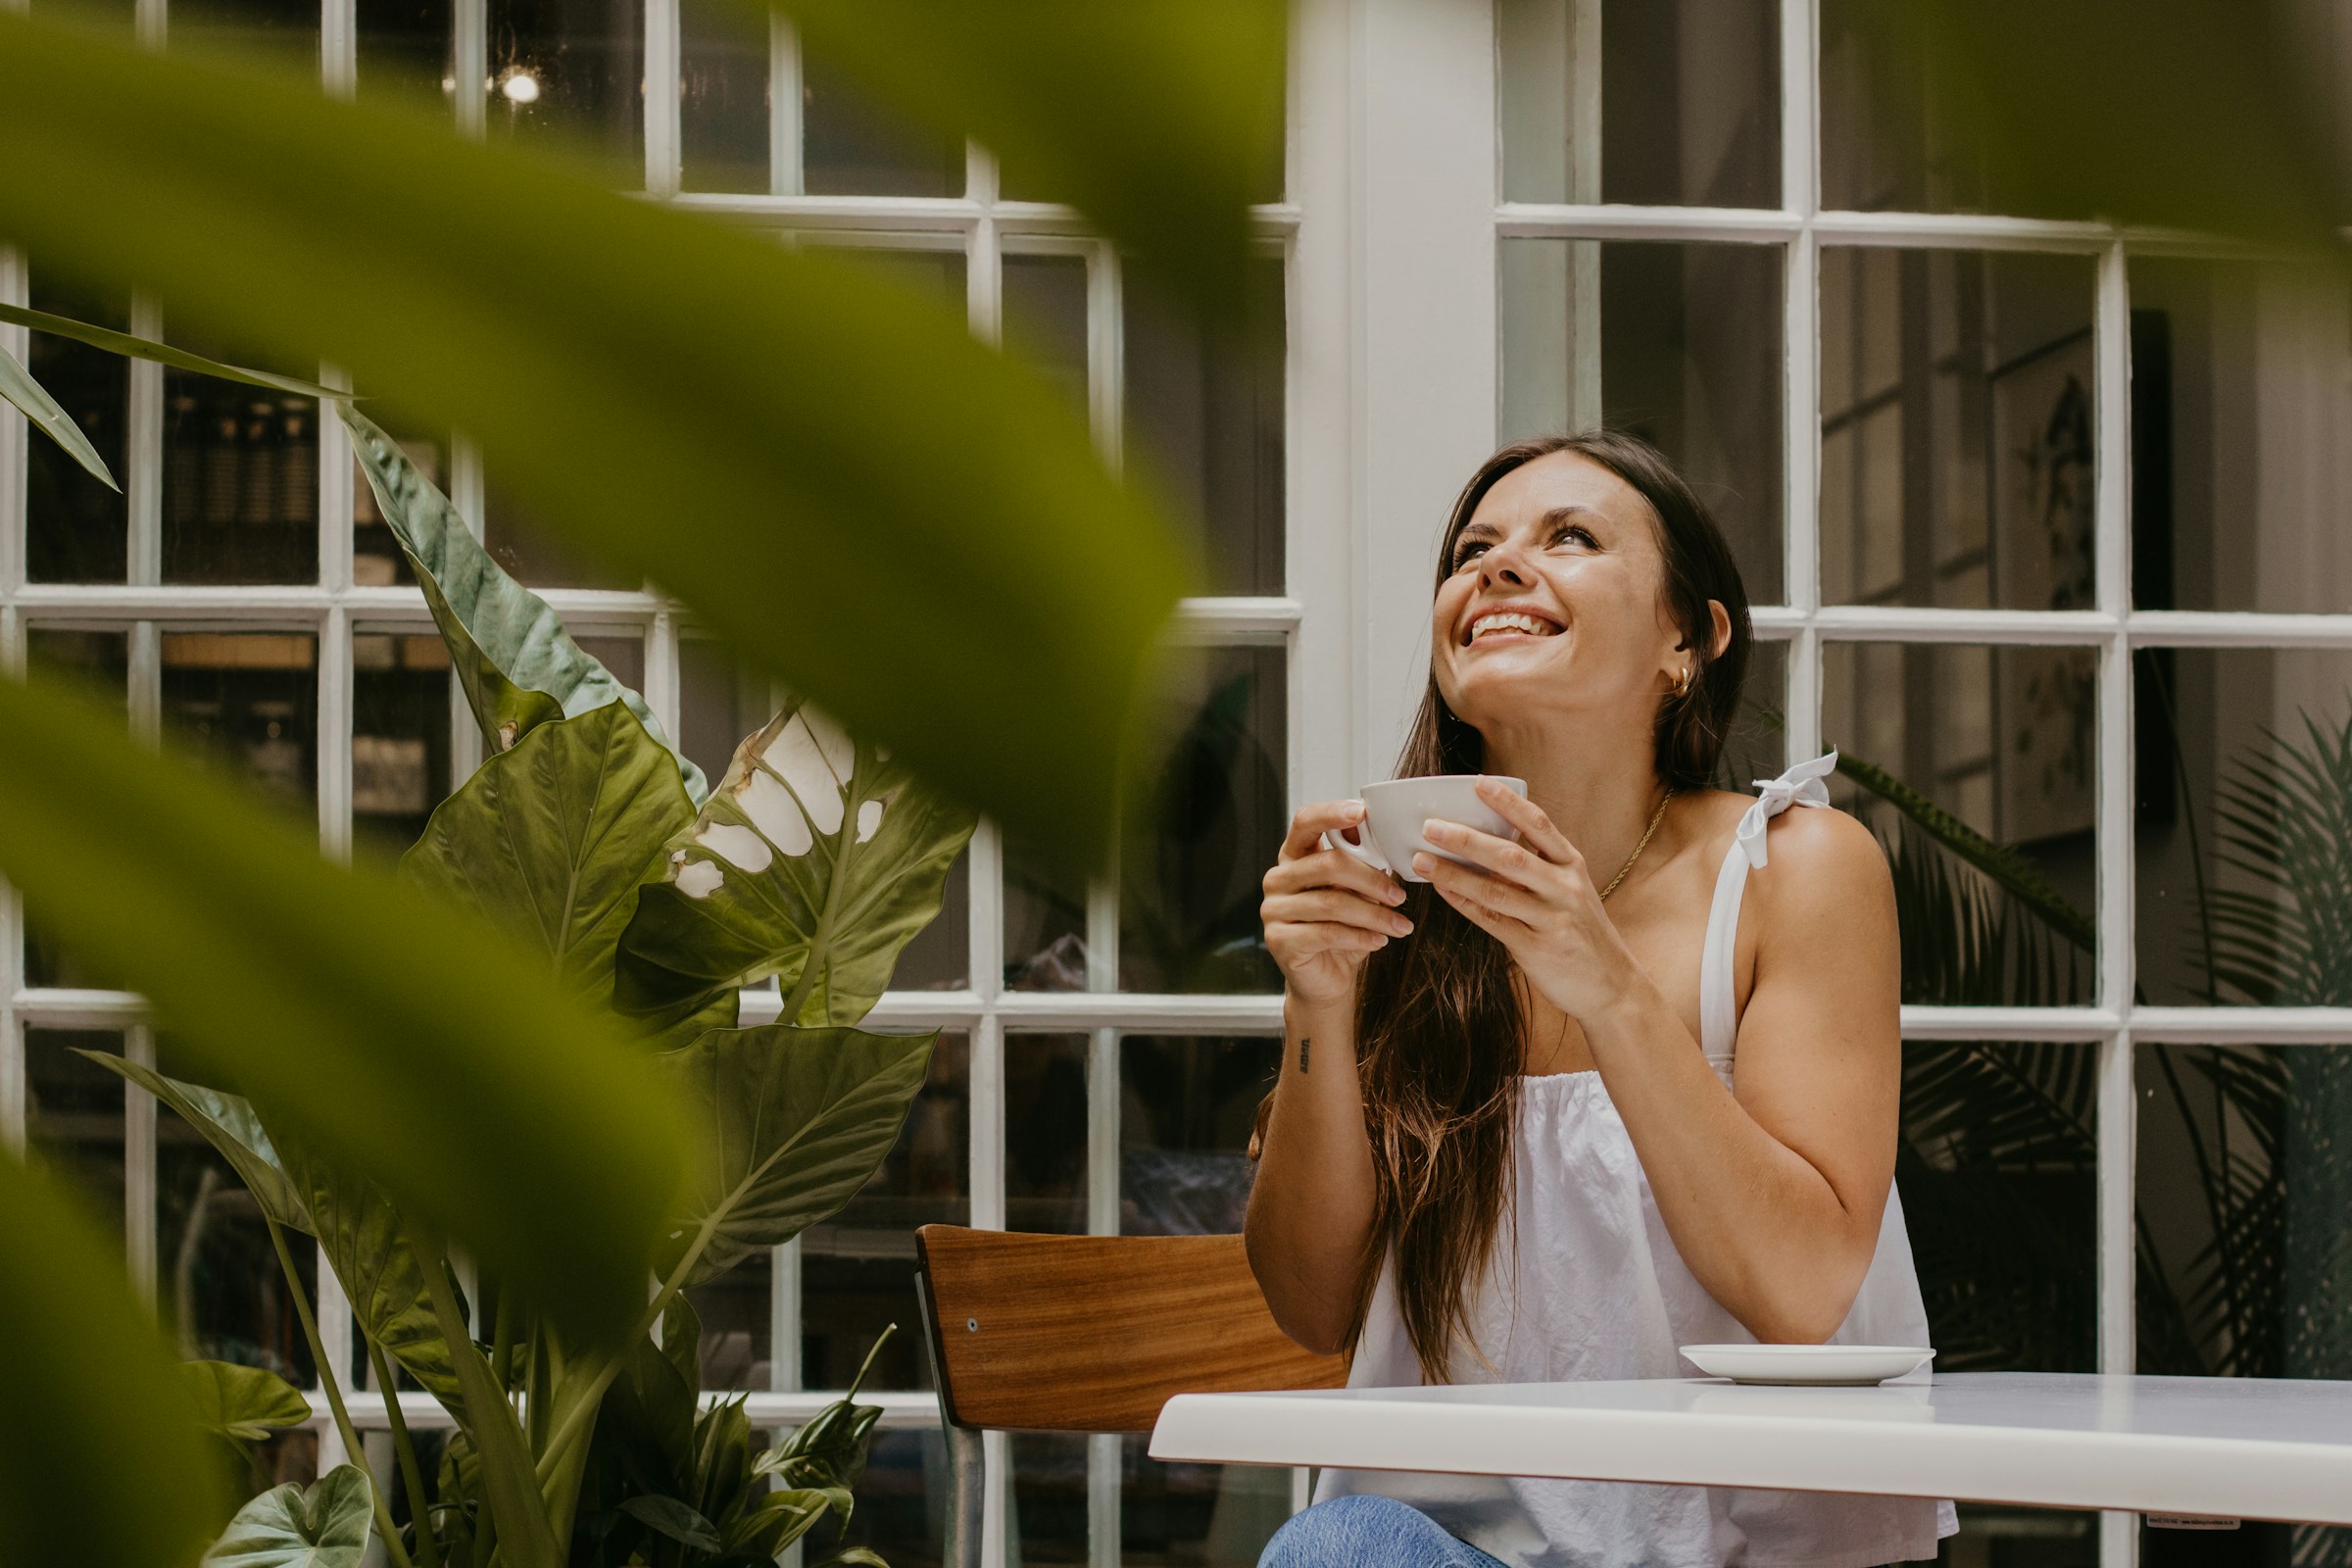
1247,431,1955,1568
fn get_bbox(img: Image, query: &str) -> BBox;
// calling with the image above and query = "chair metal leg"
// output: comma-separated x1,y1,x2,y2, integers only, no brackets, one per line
947,1422,986,1568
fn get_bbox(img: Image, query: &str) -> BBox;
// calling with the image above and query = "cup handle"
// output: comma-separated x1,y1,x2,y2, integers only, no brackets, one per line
1322,821,1390,874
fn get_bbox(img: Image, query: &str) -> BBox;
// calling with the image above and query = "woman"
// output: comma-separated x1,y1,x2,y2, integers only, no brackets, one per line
1247,432,1954,1568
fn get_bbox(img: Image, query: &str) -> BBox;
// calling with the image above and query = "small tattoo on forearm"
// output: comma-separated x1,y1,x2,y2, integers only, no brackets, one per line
1298,1036,1311,1074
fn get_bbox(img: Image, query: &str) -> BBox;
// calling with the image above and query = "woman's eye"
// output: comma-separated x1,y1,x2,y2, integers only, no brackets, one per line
1550,525,1596,549
1451,542,1489,569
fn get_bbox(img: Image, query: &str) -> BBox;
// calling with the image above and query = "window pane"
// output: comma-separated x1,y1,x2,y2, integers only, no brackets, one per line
25,272,129,584
1119,647,1286,994
800,1032,967,1392
1124,255,1286,597
892,851,969,992
171,0,318,70
676,636,766,782
1002,253,1091,415
1819,0,1998,215
1118,1035,1276,1237
157,1038,318,1381
358,0,454,109
572,631,643,694
352,429,443,586
1122,1433,1288,1568
487,0,643,172
830,1429,950,1566
680,0,769,193
162,631,319,811
23,631,129,987
163,336,319,586
1004,843,1091,992
1900,1040,2096,1372
25,1029,128,1238
484,473,636,589
1010,1433,1090,1563
1822,643,2097,1005
353,630,455,855
685,1249,770,1391
2134,649,2352,1007
1497,0,1780,208
1006,1034,1089,1235
801,45,962,198
1819,249,2094,610
1500,238,1784,603
2132,257,2352,613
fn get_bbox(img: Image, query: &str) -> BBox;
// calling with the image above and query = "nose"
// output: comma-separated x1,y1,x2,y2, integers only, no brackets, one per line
1479,536,1534,589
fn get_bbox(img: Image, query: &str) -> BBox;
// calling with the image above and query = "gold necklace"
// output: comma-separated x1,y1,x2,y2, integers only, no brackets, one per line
1597,788,1674,902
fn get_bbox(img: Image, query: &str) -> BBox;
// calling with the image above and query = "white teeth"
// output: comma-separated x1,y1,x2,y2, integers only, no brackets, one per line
1470,612,1556,639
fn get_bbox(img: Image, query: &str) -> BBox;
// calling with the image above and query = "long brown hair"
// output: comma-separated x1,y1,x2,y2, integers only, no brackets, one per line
1350,430,1753,1380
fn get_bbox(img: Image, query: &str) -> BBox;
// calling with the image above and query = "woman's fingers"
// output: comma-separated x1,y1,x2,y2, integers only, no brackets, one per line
1264,888,1414,938
1420,820,1554,894
1263,846,1404,906
1416,852,1546,924
1424,875,1527,942
1279,799,1369,863
1268,919,1392,955
1475,779,1581,865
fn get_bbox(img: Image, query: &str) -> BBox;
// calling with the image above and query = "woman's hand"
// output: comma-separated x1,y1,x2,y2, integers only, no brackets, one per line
1413,779,1642,1020
1261,801,1414,1006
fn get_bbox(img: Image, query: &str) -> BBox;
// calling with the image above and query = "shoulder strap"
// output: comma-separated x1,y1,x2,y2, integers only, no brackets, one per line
1697,751,1840,1066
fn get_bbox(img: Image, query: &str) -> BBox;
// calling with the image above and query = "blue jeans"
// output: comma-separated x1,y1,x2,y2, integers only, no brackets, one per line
1259,1494,1510,1568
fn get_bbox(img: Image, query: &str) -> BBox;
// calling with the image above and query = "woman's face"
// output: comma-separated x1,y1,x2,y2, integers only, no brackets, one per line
1431,451,1688,742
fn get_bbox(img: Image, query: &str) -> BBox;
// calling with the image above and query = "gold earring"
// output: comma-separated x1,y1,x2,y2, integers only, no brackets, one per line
1672,666,1692,698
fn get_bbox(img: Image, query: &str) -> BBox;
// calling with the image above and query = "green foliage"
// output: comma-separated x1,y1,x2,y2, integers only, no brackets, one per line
0,301,347,400
181,1361,314,1444
202,1465,373,1568
0,341,117,490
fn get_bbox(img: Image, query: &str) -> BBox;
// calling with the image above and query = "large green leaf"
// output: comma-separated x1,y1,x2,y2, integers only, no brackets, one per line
403,702,698,1017
182,1360,315,1444
663,1025,934,1286
618,701,976,1031
0,673,683,1346
0,17,1197,865
0,341,117,490
202,1464,373,1568
82,1054,312,1232
779,0,1286,316
345,409,703,801
0,1154,221,1568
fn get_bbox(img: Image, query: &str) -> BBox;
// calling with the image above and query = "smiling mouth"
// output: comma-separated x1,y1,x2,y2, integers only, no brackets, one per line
1465,611,1564,645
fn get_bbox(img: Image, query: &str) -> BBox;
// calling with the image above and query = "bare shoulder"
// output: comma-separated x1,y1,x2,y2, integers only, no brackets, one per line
1753,802,1894,931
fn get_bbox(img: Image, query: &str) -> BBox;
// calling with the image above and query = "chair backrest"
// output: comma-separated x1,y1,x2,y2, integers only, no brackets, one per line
913,1224,1348,1435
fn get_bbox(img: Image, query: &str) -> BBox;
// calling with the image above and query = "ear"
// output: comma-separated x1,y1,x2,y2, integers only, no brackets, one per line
1706,600,1732,661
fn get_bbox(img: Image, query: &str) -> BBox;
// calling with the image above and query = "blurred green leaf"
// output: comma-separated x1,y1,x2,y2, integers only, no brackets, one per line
0,16,1194,865
0,342,117,490
618,701,976,1031
404,703,698,1019
1907,0,2346,245
0,1154,220,1568
202,1464,372,1568
0,673,683,1345
780,0,1286,314
616,1495,719,1554
83,1053,312,1232
346,409,703,801
662,1024,933,1286
0,300,350,399
182,1361,314,1444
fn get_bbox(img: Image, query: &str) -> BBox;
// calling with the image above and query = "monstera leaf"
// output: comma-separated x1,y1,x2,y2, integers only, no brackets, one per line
405,702,699,1018
618,703,975,1031
181,1361,313,1444
662,1024,934,1287
201,1465,372,1568
81,1054,310,1233
346,409,704,802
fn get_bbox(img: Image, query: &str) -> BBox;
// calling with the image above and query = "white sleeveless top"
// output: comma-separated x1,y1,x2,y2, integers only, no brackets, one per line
1315,754,1958,1568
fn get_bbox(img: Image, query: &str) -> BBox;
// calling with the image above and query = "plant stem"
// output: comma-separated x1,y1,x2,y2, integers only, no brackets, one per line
265,1217,416,1568
490,1287,517,1398
368,1338,444,1568
532,1250,703,1486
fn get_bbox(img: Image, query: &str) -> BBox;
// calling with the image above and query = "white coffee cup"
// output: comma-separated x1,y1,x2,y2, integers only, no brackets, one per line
1323,774,1528,883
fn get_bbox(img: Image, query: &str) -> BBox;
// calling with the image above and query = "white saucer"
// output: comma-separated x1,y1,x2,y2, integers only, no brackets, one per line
1679,1344,1935,1386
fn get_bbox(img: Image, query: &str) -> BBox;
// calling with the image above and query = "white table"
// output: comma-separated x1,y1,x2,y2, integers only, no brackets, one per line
1150,1373,2352,1526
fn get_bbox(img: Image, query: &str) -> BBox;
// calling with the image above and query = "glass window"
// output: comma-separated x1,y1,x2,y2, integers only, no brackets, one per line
1119,647,1287,994
171,0,318,68
1010,1433,1091,1563
24,272,129,585
1118,1035,1276,1236
571,630,644,694
800,1032,968,1392
828,1429,950,1564
1497,0,1780,209
801,45,963,198
676,634,768,783
2130,256,2352,614
1823,642,2098,1006
1124,255,1287,597
679,0,770,194
484,472,636,590
487,0,643,171
1500,237,1785,604
357,0,455,109
1004,842,1092,992
1002,252,1092,416
161,631,319,810
1006,1034,1091,1235
686,1249,771,1392
22,630,129,989
25,1029,129,1238
1120,1434,1288,1568
162,336,319,586
1900,1040,2097,1372
1819,248,2095,611
2134,648,2352,1007
1818,0,1997,215
352,630,455,856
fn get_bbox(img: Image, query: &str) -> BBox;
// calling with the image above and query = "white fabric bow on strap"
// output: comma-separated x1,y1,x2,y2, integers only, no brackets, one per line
1733,749,1839,869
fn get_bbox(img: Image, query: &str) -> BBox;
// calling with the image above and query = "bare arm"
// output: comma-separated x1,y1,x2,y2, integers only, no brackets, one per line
1419,788,1899,1343
1243,800,1410,1353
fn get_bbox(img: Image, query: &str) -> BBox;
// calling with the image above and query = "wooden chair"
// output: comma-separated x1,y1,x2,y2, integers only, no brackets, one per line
912,1224,1349,1568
